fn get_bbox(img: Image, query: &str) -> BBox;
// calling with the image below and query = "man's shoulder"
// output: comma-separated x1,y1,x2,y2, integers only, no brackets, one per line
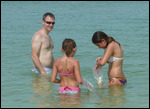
32,30,43,40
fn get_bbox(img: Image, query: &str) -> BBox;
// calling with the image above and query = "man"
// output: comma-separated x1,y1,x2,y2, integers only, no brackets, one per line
31,12,55,75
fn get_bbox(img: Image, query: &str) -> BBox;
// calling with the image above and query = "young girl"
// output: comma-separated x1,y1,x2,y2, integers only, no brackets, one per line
92,31,127,86
51,39,83,94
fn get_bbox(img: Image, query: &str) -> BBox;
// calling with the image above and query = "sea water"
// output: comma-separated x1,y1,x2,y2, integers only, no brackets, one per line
1,1,149,108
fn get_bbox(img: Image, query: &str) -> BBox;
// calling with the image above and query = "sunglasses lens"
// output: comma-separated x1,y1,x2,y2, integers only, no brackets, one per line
45,21,55,25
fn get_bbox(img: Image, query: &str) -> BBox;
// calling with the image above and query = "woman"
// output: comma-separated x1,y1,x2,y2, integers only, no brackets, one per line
92,31,127,86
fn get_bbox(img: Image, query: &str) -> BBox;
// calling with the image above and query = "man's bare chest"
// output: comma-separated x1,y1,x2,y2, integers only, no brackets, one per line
42,36,54,49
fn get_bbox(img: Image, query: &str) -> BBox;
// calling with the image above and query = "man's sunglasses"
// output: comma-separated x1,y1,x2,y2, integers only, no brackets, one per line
44,20,55,25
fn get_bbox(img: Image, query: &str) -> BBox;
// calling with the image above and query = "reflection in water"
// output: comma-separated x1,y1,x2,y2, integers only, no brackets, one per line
30,74,82,108
30,74,126,108
30,74,54,108
107,85,126,107
95,85,126,108
58,93,81,108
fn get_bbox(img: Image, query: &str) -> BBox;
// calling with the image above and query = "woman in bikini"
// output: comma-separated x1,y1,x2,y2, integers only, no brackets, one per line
92,31,127,86
51,38,83,94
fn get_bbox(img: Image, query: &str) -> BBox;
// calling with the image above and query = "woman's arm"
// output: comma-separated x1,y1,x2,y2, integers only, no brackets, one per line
97,43,114,66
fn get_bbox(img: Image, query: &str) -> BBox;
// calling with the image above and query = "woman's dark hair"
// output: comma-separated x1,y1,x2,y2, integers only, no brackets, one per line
62,38,76,57
42,12,55,20
92,31,120,47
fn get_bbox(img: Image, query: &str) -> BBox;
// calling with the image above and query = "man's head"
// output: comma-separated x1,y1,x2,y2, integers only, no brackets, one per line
42,12,55,21
42,12,55,32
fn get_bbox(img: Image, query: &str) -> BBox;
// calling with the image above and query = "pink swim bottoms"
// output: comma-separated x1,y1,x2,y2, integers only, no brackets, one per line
58,87,80,94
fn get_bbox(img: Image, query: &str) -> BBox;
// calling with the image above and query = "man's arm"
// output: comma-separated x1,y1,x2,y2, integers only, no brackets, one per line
31,34,48,75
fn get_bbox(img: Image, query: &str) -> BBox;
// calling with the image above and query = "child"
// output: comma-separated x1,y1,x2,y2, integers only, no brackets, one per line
92,31,127,86
51,39,86,94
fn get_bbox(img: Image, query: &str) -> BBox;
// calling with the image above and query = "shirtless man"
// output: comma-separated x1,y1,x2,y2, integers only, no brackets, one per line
31,12,55,75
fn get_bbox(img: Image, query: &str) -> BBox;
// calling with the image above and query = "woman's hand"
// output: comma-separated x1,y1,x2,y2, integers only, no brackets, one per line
95,65,100,70
96,57,102,66
96,57,102,63
94,57,102,70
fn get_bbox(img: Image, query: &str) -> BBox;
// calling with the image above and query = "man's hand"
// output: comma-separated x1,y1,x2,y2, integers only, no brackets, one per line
41,71,48,76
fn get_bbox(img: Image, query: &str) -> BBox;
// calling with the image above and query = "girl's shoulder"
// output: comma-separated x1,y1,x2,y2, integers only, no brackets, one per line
55,58,60,61
106,41,115,51
55,57,78,63
54,58,61,65
69,57,79,63
109,41,116,46
67,58,79,66
108,41,120,49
